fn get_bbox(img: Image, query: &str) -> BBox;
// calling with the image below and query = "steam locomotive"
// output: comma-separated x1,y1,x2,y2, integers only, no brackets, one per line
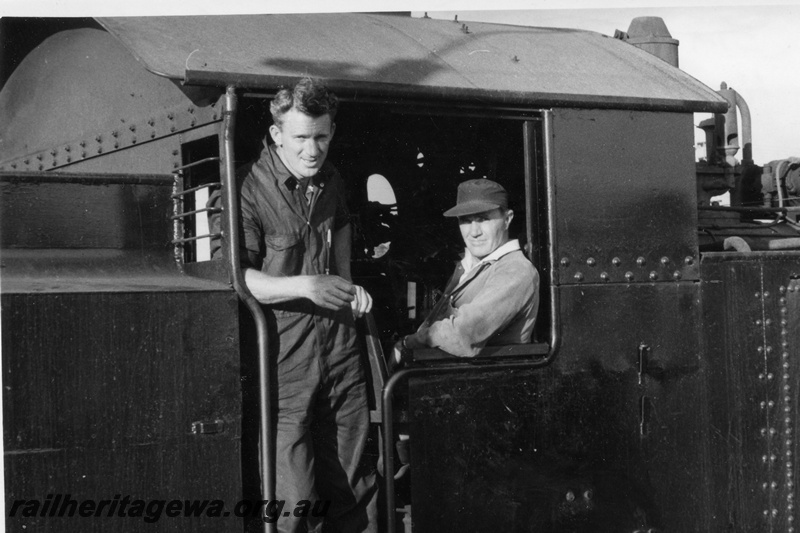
2,12,798,533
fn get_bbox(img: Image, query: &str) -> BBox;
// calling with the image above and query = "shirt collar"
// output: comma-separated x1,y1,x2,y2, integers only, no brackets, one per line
460,239,521,274
262,142,330,191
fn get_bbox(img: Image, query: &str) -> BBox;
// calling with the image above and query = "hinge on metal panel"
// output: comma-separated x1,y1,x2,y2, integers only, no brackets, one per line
191,419,225,435
638,343,651,385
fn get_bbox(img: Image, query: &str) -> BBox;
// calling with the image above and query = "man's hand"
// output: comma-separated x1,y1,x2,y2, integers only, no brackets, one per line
304,275,356,311
351,285,373,318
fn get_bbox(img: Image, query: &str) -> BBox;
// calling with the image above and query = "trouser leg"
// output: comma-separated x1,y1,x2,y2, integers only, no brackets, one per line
312,352,378,533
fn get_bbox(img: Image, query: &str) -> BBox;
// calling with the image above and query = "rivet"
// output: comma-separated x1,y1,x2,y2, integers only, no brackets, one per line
785,416,792,424
188,106,195,113
560,257,570,267
769,400,775,408
170,126,176,132
636,256,646,266
660,256,670,265
131,137,137,144
147,118,155,126
23,158,29,164
95,135,102,142
763,482,769,490
784,352,790,359
586,257,596,267
784,373,791,381
773,509,778,517
673,270,682,280
764,291,770,298
81,152,86,158
574,272,584,282
50,149,57,156
10,163,16,169
112,130,119,137
64,145,71,152
114,142,119,149
151,132,156,138
66,156,71,163
770,429,777,436
38,164,43,170
785,362,791,370
649,271,658,281
780,286,787,294
36,154,43,160
612,257,621,266
771,454,777,462
190,119,196,127
167,113,175,120
756,319,763,326
780,298,787,305
79,141,86,147
755,292,761,299
762,454,769,462
51,160,56,167
764,509,770,516
761,401,767,409
625,272,634,282
786,404,792,412
685,256,694,265
771,481,778,489
761,428,768,436
97,147,103,154
212,113,218,120
767,346,773,354
172,149,179,156
758,346,764,353
766,319,772,326
600,272,610,282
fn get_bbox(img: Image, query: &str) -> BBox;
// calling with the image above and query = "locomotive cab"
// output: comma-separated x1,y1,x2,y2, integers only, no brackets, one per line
3,13,798,533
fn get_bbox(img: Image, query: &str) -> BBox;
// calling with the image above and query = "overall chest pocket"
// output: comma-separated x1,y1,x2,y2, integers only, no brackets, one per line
262,233,305,276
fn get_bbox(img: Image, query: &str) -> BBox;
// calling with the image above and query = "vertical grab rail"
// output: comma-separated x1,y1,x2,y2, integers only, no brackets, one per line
220,86,277,533
381,110,562,533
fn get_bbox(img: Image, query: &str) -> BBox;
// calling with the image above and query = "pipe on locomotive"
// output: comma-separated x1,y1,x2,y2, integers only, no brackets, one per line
221,85,277,533
380,110,563,533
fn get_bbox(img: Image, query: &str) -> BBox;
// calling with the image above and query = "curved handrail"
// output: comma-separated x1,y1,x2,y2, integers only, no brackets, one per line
220,86,276,533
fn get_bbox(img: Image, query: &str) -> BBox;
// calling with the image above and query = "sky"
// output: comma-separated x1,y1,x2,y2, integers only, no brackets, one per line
2,1,799,163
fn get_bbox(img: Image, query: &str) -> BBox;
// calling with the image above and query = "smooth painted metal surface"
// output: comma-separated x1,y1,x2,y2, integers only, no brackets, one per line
220,86,275,533
550,108,700,284
95,14,726,113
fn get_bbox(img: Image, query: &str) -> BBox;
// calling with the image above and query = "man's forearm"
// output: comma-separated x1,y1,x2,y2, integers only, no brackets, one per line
243,268,312,304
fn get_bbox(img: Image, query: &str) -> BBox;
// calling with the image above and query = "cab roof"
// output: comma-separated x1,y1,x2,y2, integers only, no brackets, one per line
97,13,727,113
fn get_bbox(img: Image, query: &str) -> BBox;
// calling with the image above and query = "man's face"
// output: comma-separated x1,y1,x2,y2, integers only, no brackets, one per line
269,108,335,179
458,208,513,260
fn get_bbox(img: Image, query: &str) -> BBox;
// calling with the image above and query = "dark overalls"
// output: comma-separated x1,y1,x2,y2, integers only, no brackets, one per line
213,143,377,533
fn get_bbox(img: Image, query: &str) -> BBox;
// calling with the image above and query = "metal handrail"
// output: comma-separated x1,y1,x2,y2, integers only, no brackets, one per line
170,206,222,220
220,86,276,533
380,109,562,532
171,181,221,198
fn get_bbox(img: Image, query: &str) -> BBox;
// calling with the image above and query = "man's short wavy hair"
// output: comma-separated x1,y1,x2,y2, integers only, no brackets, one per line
270,77,339,128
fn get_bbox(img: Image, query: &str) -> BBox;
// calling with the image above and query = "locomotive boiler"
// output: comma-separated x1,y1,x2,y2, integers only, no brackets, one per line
1,13,798,533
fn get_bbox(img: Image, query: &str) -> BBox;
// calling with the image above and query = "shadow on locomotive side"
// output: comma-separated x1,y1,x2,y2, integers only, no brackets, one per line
1,13,798,533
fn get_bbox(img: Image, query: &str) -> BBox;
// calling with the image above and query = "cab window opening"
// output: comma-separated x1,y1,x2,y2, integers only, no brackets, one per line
232,96,548,347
